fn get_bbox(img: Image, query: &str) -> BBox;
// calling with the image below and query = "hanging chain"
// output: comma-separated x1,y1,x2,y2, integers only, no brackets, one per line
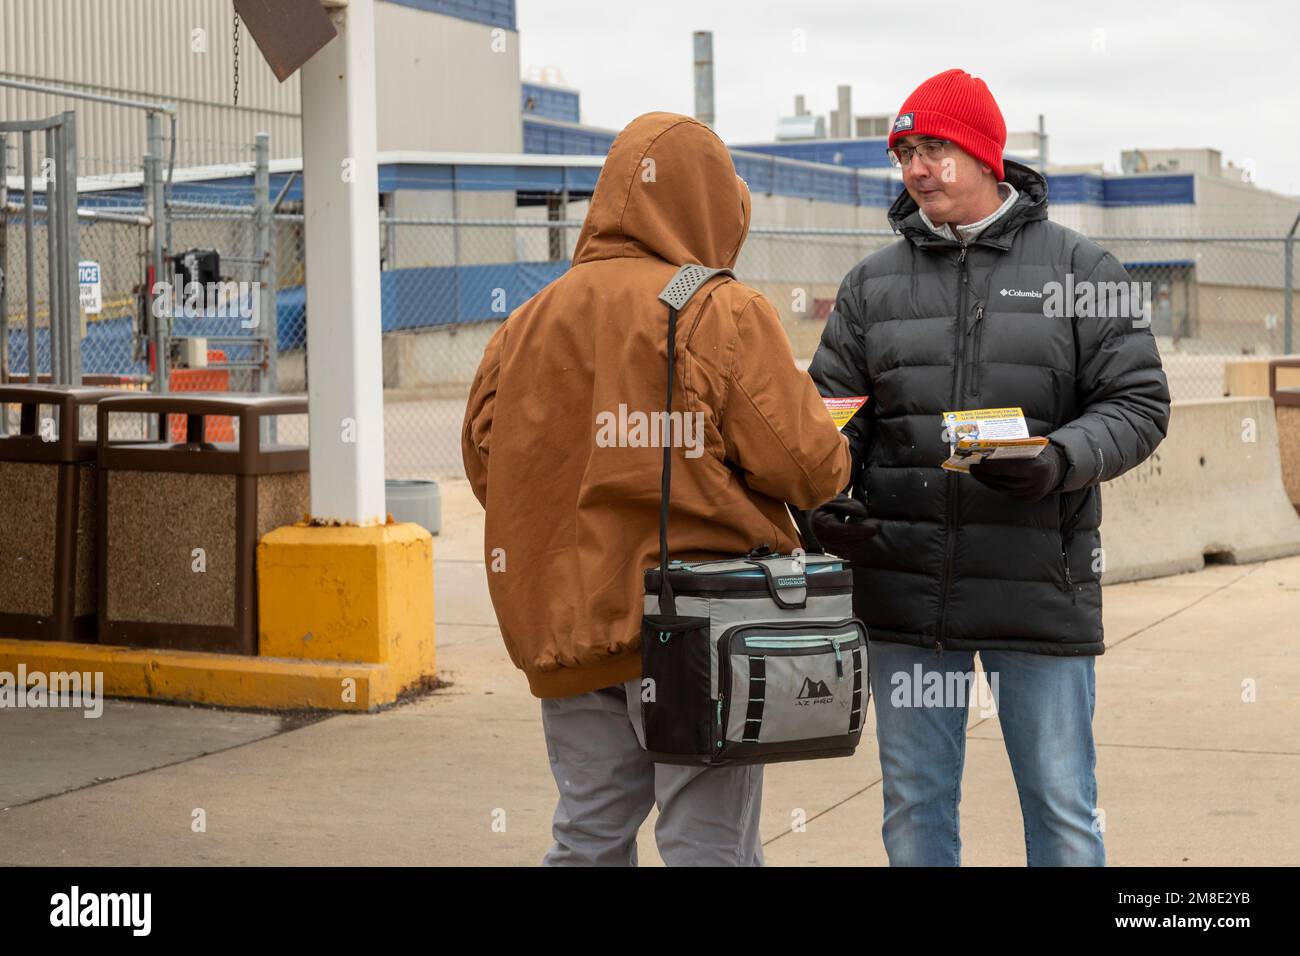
233,12,241,106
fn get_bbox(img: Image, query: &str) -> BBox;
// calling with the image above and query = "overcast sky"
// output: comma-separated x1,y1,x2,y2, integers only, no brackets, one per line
518,0,1300,197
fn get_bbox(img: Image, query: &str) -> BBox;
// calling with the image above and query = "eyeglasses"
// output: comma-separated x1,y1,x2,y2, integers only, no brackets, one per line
886,139,951,168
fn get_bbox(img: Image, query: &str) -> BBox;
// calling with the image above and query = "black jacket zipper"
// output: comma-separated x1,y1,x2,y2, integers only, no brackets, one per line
1061,549,1076,603
935,242,969,649
1059,496,1079,605
967,303,985,396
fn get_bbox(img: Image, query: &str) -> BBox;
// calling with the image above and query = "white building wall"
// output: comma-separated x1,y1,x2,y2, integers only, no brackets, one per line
373,2,521,154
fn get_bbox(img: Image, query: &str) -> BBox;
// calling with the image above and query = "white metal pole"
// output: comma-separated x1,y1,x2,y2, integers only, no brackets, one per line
300,0,387,525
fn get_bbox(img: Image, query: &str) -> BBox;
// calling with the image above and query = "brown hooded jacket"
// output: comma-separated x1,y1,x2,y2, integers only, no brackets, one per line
462,112,850,698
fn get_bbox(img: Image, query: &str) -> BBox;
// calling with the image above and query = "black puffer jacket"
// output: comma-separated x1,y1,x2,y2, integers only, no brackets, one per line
808,160,1170,655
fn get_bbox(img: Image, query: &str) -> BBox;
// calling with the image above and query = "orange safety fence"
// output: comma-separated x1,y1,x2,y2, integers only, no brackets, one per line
168,350,233,442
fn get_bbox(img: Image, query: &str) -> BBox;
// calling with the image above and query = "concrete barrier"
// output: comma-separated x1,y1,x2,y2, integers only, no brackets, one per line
1100,397,1300,583
1223,355,1300,398
1220,356,1300,511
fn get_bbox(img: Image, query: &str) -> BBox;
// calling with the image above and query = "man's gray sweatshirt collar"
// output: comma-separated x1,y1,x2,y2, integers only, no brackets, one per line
919,181,1018,243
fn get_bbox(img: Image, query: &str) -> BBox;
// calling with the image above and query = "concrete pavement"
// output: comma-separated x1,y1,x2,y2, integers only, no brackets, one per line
1,478,1297,866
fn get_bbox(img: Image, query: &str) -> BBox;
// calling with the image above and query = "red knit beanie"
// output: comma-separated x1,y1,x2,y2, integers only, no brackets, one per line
888,69,1006,180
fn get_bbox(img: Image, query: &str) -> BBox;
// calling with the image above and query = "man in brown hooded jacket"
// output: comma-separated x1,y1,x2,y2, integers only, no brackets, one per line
462,112,850,866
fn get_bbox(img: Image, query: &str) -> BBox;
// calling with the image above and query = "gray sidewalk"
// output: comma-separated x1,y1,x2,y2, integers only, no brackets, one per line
1,479,1297,866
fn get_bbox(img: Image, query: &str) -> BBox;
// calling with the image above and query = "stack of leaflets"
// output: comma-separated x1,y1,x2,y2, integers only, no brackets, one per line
940,407,1049,473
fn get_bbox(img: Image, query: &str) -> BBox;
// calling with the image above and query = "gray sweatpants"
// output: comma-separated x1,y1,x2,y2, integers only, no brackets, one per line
540,678,765,866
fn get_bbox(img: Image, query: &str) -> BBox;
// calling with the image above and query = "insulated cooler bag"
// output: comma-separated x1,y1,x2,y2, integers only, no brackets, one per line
642,553,868,766
639,264,868,767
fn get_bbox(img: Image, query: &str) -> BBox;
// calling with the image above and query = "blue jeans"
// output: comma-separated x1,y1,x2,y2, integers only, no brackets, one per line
868,640,1104,867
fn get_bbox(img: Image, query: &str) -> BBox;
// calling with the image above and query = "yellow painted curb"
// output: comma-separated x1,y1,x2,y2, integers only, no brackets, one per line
0,523,437,712
0,639,396,711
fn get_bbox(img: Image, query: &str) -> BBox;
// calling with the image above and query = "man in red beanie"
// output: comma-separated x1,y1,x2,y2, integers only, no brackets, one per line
806,69,1170,866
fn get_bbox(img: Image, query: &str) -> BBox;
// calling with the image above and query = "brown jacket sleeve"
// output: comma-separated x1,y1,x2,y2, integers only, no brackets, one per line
719,294,851,509
461,321,508,506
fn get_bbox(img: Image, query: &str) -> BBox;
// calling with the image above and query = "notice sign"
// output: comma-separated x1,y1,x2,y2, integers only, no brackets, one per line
824,395,868,431
78,260,102,315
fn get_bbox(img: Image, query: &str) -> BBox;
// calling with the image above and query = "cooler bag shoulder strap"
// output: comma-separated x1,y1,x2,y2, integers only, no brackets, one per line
652,265,735,616
658,264,734,312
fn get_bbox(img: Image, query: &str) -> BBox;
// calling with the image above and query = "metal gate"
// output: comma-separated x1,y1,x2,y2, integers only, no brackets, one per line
0,111,81,385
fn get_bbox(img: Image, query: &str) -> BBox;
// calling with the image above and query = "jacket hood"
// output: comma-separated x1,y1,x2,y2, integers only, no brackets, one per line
572,112,751,269
888,158,1048,249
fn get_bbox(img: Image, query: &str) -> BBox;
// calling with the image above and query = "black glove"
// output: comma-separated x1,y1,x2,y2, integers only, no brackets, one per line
808,494,881,559
968,443,1067,502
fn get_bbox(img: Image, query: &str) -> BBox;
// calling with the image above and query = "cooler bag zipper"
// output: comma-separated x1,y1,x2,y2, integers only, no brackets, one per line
715,620,864,753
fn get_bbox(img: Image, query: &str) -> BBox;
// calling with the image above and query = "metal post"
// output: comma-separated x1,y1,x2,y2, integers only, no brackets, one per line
301,0,387,524
22,130,36,383
693,32,715,129
45,126,61,384
146,110,168,394
1038,114,1048,172
1285,213,1299,356
254,131,277,444
1,131,9,389
60,112,80,384
254,131,275,395
266,211,278,394
142,146,158,397
546,192,562,261
560,181,569,260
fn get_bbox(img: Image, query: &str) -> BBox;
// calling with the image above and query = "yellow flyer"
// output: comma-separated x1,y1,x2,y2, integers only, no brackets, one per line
940,406,1048,472
823,396,869,431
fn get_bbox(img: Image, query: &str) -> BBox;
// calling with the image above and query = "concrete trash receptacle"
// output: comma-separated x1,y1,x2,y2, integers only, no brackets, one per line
96,393,309,655
0,385,124,642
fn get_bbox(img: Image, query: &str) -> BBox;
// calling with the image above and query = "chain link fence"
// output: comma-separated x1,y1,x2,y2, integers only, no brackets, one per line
2,199,152,385
354,220,1298,479
5,178,1297,478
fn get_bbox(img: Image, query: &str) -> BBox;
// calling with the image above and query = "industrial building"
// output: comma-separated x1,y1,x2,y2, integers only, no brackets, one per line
4,0,1298,417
